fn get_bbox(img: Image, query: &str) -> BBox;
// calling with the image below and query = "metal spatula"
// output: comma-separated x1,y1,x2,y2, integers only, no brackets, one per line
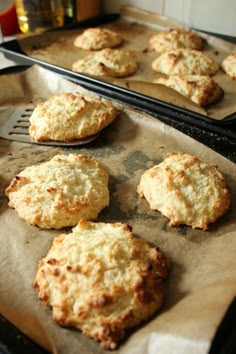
0,105,99,146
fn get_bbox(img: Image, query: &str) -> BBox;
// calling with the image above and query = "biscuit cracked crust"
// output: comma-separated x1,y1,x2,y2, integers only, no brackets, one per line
5,154,109,229
29,92,118,142
137,152,230,230
153,75,224,107
72,48,139,77
152,49,219,76
74,27,123,50
33,220,171,349
222,53,236,79
149,28,204,53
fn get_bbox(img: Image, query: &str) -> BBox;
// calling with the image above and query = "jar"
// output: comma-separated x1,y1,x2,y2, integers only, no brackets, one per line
15,0,64,33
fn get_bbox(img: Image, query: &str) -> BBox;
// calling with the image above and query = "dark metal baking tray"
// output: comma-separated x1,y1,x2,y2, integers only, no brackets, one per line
1,47,236,143
0,64,235,162
1,14,236,132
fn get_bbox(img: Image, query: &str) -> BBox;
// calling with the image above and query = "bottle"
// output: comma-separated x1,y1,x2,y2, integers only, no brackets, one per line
15,0,64,34
63,0,76,25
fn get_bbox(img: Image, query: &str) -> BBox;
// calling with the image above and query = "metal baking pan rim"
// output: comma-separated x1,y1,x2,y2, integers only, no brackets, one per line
1,63,236,141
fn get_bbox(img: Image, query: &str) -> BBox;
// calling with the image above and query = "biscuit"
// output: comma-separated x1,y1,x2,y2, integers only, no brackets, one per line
222,53,236,79
153,75,224,107
72,48,139,77
74,27,123,50
149,28,204,53
137,152,230,230
33,220,170,349
152,49,219,76
5,154,109,229
29,92,118,142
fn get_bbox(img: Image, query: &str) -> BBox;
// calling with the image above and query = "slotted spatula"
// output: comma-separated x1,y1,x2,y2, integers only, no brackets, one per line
0,105,99,146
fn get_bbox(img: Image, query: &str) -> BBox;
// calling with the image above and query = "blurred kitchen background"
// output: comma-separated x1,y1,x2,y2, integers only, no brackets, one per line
0,0,236,37
103,0,236,36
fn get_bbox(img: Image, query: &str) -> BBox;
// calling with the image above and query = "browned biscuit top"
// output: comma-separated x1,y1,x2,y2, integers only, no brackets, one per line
29,92,118,142
72,48,139,77
137,152,230,230
149,28,204,53
152,49,219,76
222,53,236,79
33,220,170,349
74,27,123,50
153,75,224,107
5,154,110,229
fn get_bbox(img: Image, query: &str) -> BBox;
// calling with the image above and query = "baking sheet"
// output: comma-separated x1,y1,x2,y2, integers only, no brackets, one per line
2,6,236,123
0,65,236,354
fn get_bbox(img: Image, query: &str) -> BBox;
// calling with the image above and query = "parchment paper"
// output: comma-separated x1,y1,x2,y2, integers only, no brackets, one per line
0,65,235,354
13,6,236,121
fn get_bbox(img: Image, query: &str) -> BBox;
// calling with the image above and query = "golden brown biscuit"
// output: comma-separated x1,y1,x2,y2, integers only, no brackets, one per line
74,27,123,50
149,28,204,53
5,154,109,229
29,92,118,142
222,53,236,79
137,152,230,230
33,220,170,349
72,48,139,77
152,49,219,76
153,75,224,107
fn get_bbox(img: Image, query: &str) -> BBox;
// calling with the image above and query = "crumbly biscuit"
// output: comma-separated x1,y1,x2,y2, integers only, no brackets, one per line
74,27,123,50
72,48,139,77
137,152,230,230
5,154,109,229
149,28,204,53
29,92,118,142
153,75,224,107
33,220,170,349
222,53,236,79
152,49,219,76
